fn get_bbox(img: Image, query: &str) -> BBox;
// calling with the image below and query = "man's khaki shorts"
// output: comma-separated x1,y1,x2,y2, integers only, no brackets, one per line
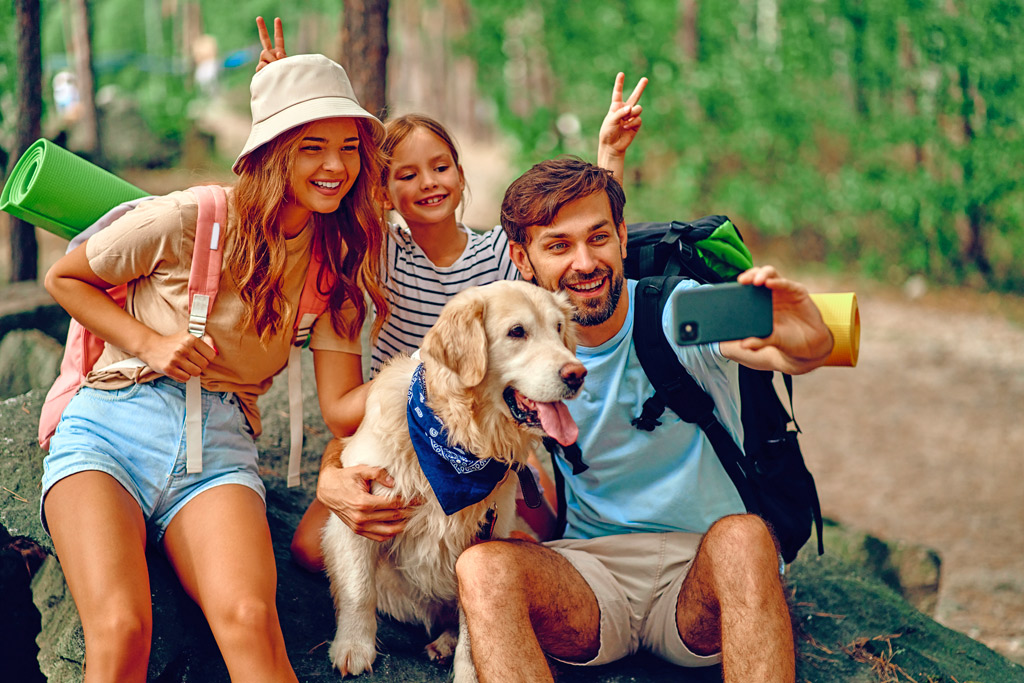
544,531,721,668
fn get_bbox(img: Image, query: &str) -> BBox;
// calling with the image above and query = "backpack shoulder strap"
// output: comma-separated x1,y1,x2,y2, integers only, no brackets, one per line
183,185,228,475
283,243,336,487
542,436,584,540
187,185,227,333
631,276,759,512
551,448,568,539
293,244,332,347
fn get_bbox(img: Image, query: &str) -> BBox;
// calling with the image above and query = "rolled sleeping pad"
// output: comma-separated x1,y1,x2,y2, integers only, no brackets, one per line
1,138,148,240
810,292,860,367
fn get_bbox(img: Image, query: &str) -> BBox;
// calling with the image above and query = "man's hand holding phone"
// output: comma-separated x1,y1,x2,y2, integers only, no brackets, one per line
712,266,834,375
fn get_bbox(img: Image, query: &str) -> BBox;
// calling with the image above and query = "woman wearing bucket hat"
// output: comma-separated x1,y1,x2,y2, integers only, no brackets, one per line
40,52,388,681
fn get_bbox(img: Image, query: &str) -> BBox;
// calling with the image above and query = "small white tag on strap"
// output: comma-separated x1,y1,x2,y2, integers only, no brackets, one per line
286,345,304,487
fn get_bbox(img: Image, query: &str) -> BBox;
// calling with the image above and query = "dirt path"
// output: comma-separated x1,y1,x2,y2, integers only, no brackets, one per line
791,271,1024,664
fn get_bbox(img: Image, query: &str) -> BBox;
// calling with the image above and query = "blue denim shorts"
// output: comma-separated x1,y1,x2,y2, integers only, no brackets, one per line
41,377,266,542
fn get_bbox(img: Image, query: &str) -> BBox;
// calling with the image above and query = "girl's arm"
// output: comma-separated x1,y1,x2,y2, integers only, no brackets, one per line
312,348,369,437
44,243,216,381
311,349,416,542
597,72,648,185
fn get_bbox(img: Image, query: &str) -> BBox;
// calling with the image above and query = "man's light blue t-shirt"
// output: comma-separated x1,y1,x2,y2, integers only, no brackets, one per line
560,278,747,539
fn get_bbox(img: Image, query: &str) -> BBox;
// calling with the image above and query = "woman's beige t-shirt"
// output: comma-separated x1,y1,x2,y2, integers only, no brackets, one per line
83,188,361,437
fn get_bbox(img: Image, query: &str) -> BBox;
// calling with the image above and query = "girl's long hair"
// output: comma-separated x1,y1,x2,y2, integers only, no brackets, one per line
230,117,389,345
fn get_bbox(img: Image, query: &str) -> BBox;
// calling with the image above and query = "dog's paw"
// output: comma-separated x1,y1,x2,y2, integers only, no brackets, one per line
329,638,377,677
425,628,459,662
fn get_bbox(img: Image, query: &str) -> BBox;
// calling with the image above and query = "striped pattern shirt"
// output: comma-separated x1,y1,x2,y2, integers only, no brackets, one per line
371,222,519,374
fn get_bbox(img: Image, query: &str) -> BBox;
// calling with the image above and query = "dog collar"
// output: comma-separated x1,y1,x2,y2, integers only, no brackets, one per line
407,364,509,515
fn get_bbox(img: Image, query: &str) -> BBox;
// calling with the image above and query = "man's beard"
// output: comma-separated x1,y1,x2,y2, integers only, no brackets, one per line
561,267,624,327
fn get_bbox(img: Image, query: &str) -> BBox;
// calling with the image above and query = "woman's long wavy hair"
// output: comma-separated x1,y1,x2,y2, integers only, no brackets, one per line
230,117,389,345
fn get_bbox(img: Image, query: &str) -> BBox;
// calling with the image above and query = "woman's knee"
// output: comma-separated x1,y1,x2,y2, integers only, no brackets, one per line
83,606,152,657
209,594,279,638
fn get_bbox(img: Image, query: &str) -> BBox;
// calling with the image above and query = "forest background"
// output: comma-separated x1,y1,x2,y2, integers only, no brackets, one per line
2,0,1023,290
2,0,1024,670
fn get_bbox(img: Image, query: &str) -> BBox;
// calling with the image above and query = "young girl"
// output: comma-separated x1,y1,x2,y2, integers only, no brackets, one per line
41,53,386,681
256,19,648,571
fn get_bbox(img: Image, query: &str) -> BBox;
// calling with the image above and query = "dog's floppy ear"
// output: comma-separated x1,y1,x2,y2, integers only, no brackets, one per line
422,290,488,388
554,290,578,352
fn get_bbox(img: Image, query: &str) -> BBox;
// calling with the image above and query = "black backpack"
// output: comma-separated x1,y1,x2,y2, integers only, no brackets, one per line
546,216,823,564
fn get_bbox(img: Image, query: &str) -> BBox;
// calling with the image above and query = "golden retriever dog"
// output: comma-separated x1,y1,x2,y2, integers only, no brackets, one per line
321,280,586,680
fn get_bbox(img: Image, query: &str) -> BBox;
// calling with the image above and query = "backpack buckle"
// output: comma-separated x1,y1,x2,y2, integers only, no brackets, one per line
632,394,666,432
675,240,694,261
630,414,662,431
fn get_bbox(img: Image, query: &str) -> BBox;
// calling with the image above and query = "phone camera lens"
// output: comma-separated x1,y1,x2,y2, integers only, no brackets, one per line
679,322,699,342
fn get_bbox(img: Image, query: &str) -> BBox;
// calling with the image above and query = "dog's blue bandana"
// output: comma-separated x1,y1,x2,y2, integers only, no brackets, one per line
407,364,509,515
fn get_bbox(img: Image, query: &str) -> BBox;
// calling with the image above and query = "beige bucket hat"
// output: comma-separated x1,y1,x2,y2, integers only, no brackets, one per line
232,54,383,174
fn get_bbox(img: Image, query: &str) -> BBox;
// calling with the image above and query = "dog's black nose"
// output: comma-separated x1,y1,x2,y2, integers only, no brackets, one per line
560,362,587,393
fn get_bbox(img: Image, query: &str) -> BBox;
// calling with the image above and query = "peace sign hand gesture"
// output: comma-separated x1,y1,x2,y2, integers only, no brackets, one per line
256,16,287,72
597,72,648,184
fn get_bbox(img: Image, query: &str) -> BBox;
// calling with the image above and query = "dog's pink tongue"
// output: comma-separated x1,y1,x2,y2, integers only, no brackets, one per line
536,401,579,446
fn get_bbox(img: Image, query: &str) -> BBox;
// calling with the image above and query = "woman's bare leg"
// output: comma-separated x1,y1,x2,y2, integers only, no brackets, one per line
45,472,152,683
162,484,297,682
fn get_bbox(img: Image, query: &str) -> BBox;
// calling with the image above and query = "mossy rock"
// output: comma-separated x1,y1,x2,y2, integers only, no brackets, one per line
1,382,1021,682
0,329,64,400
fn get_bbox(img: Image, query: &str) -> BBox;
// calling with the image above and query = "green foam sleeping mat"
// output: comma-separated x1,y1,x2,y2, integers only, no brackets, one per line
1,139,148,240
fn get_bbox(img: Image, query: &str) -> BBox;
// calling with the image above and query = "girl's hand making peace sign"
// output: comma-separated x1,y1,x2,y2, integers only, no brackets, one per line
598,72,648,184
255,16,287,72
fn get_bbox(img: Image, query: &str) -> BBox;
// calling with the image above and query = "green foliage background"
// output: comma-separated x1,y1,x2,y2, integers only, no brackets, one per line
463,0,1024,291
3,0,1022,291
0,0,341,165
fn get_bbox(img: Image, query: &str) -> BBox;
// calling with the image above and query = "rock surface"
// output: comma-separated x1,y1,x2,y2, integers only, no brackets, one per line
0,354,1021,682
0,329,63,400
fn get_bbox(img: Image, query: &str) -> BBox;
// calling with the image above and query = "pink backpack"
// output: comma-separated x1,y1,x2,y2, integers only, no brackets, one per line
39,186,331,487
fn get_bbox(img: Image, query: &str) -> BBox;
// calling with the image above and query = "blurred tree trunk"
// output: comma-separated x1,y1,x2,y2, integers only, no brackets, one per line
958,63,990,278
841,0,869,119
181,1,203,89
677,0,698,61
899,22,925,168
63,0,102,161
10,0,42,283
755,0,778,51
340,0,390,119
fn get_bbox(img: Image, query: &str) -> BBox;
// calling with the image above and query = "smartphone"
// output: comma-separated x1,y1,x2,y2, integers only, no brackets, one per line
670,282,773,345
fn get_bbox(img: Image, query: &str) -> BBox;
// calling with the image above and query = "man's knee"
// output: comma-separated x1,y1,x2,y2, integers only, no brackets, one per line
456,540,530,608
700,514,780,577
